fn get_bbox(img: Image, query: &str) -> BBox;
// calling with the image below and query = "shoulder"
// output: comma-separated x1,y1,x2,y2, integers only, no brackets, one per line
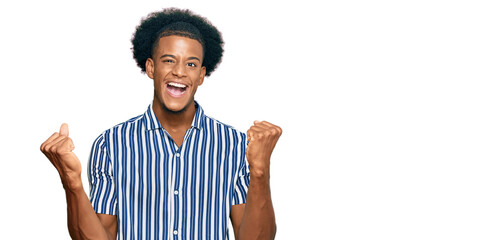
204,114,246,137
108,114,144,132
202,114,247,147
92,114,145,144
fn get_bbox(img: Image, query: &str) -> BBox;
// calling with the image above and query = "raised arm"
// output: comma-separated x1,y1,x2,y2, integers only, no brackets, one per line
40,123,117,240
232,120,281,240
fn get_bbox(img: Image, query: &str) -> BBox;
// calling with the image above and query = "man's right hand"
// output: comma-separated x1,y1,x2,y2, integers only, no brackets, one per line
40,123,82,189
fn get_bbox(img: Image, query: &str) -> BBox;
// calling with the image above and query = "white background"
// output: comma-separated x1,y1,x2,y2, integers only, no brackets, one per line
1,0,502,239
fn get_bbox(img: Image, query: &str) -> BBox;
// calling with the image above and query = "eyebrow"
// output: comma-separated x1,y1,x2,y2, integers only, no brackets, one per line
160,54,201,62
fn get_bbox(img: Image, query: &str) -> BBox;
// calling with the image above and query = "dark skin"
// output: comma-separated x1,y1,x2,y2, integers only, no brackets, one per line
147,36,206,147
40,35,280,240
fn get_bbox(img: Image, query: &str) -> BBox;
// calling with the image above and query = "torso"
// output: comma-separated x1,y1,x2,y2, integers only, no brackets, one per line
89,103,250,240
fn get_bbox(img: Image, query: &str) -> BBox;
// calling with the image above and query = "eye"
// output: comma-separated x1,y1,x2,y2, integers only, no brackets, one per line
162,59,175,63
187,62,197,67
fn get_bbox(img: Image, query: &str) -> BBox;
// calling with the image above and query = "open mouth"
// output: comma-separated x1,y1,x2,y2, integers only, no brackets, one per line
166,82,188,97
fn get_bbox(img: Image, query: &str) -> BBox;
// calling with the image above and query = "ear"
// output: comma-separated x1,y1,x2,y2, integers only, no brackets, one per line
198,66,206,86
146,58,155,79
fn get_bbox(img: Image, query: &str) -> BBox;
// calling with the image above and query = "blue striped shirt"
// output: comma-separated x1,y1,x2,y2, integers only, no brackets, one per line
88,102,250,240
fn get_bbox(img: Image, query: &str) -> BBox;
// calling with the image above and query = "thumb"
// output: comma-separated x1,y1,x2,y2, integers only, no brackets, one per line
60,123,69,137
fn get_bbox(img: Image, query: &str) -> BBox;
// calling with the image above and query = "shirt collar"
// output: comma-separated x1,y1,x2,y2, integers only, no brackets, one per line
144,101,205,131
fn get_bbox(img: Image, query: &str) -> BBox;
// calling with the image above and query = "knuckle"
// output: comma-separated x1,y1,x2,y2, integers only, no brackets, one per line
49,145,58,153
269,129,277,136
56,149,65,155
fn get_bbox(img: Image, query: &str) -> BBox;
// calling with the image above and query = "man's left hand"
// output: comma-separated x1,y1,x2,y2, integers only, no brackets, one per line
246,121,282,174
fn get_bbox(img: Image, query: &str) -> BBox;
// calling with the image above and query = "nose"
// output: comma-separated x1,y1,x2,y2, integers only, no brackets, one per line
172,62,186,77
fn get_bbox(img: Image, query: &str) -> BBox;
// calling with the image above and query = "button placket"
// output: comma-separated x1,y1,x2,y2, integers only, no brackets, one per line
172,150,181,239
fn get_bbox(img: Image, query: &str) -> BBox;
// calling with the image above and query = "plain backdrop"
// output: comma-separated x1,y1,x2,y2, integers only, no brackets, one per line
1,0,502,239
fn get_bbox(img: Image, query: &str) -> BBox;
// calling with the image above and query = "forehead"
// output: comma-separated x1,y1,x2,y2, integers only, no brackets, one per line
154,35,204,58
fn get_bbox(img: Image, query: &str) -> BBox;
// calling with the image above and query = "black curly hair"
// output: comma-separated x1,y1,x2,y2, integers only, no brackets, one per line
131,8,224,76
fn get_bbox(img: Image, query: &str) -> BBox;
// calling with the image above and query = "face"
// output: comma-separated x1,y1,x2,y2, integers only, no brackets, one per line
146,35,206,114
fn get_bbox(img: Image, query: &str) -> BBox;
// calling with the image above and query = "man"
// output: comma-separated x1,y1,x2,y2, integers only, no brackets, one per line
40,8,281,240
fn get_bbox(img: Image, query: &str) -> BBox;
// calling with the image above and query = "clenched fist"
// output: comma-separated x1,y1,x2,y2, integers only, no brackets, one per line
246,121,282,174
40,123,82,189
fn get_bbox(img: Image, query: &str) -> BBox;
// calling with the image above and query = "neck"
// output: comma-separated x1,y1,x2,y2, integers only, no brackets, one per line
152,100,196,131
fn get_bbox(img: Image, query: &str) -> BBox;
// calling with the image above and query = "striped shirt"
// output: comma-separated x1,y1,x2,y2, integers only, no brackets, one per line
88,102,250,240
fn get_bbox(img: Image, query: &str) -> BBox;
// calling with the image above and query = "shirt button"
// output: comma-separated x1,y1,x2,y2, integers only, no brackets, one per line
174,190,179,195
175,153,180,157
174,230,178,235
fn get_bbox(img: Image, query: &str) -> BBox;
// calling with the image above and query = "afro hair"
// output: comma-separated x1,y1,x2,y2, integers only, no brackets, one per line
131,8,224,76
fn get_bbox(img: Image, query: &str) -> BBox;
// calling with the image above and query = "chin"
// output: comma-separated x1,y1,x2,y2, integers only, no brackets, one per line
162,99,192,114
163,104,187,114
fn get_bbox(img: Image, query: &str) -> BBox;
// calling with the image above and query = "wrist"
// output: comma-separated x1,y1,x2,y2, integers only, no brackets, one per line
61,173,83,192
250,166,270,179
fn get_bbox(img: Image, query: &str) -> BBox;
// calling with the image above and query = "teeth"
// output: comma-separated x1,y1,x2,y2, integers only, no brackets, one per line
168,82,187,88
